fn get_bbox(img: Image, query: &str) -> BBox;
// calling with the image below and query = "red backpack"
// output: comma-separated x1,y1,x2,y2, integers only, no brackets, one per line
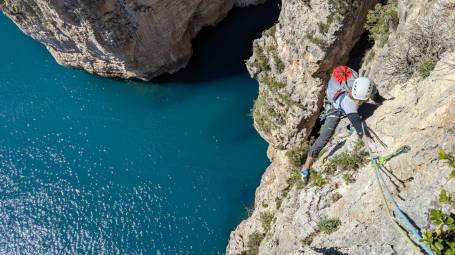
326,66,358,104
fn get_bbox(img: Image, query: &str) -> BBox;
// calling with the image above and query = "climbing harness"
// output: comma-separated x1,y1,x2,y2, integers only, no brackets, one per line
361,122,434,255
319,98,347,121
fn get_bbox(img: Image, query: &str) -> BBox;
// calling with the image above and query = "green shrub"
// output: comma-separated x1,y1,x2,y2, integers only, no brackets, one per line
274,56,285,73
265,42,277,54
252,96,273,133
365,0,399,44
305,34,328,50
318,21,330,34
438,190,453,204
263,75,286,93
252,42,270,73
422,190,455,255
238,231,265,255
328,0,360,21
324,151,364,175
324,140,366,175
275,196,283,209
417,56,438,79
309,170,327,187
438,150,455,168
342,172,355,184
260,212,274,232
286,142,310,168
277,93,297,107
316,0,359,38
317,218,341,234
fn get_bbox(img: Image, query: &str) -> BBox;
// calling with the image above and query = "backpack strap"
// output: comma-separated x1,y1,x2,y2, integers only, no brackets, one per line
332,79,350,101
336,93,348,116
332,88,345,101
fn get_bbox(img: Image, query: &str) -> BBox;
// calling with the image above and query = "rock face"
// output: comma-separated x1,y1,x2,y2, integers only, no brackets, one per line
0,0,263,80
247,0,378,149
228,0,455,254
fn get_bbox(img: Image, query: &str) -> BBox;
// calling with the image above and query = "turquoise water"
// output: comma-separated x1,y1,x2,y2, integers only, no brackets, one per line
0,3,278,254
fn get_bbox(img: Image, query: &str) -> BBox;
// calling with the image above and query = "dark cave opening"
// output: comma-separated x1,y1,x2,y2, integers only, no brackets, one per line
346,31,375,72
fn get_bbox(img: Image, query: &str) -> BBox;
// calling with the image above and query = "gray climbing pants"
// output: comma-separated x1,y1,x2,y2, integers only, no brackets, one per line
308,111,342,158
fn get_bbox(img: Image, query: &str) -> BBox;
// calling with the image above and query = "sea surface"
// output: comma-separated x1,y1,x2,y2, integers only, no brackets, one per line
0,2,279,254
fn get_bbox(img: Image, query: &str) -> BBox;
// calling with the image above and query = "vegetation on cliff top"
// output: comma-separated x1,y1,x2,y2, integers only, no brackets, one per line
365,0,399,45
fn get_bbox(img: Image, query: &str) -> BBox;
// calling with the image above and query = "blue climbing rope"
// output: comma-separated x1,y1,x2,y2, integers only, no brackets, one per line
361,122,434,255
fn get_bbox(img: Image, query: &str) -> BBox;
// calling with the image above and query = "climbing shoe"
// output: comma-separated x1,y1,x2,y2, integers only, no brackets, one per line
300,167,310,184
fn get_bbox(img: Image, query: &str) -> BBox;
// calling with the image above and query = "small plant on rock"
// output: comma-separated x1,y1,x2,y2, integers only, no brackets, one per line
260,212,274,233
238,231,265,255
417,56,438,79
252,42,270,73
286,142,310,168
318,21,330,34
324,140,366,175
342,172,355,184
328,0,360,20
422,190,455,255
309,170,327,187
305,34,328,50
273,56,285,73
438,150,455,168
317,218,341,234
263,75,286,93
252,95,274,133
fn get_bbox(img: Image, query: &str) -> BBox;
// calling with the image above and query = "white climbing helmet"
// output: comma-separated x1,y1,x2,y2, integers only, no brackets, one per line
351,77,373,100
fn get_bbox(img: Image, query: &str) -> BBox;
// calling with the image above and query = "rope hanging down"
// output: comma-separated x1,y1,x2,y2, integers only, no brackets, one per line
361,122,434,255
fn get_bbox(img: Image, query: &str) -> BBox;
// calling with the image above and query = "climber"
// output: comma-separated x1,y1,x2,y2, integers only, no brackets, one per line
300,66,377,183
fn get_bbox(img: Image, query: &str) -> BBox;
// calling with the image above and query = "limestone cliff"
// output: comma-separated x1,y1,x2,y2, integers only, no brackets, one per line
0,0,263,80
228,0,455,254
